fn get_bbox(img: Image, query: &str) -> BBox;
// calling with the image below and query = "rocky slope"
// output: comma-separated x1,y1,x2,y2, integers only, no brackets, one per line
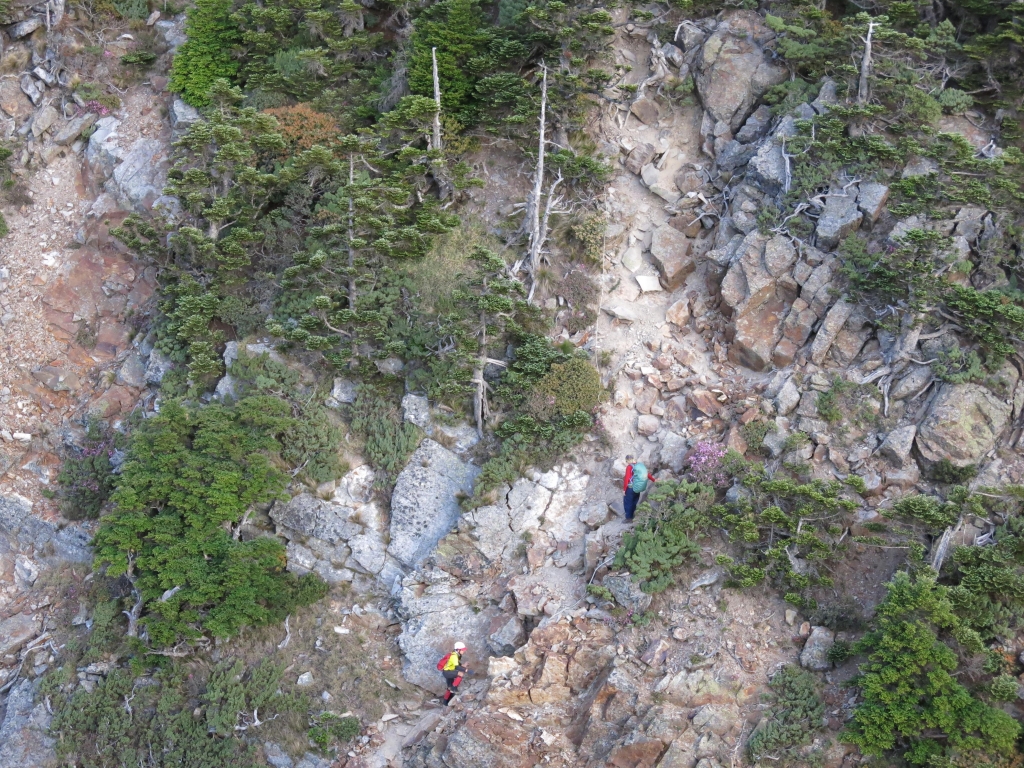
1,3,1022,768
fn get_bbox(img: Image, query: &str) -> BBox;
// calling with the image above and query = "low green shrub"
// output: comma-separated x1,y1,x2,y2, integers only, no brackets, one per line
844,569,1017,765
932,349,984,384
309,712,361,753
989,674,1019,702
169,0,241,107
49,660,302,767
56,419,121,520
349,387,422,492
740,420,772,452
748,665,826,764
887,494,958,530
930,459,978,485
613,480,713,593
92,398,328,647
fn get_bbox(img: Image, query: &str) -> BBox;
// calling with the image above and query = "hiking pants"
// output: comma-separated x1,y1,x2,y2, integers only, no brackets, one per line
624,487,640,520
442,671,463,704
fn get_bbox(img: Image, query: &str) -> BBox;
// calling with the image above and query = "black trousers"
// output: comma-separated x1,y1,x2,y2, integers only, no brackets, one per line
442,670,462,693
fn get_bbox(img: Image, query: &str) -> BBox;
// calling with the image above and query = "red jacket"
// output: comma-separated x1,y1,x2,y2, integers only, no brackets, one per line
623,464,656,492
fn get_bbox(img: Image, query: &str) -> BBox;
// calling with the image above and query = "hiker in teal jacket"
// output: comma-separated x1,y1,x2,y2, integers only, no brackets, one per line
622,455,655,521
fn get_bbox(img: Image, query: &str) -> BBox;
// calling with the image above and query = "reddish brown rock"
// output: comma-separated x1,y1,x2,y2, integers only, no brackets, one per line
650,225,695,290
689,389,721,417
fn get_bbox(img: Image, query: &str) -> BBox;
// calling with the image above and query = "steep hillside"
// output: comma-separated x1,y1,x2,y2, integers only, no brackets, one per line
1,0,1024,766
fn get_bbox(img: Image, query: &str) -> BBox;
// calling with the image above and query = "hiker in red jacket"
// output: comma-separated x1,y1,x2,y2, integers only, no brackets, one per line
623,454,655,521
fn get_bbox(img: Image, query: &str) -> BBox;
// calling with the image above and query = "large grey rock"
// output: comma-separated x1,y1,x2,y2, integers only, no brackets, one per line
325,377,357,408
735,104,772,144
776,378,800,415
715,140,757,171
625,142,657,175
603,573,652,613
7,18,42,38
30,105,59,137
857,182,889,225
53,112,98,146
800,626,834,670
169,98,201,131
86,117,124,181
116,352,148,388
19,75,42,107
880,425,917,467
154,17,187,50
815,192,863,250
747,117,797,194
720,231,772,310
387,439,479,568
890,364,932,401
916,383,1013,467
0,613,41,656
396,568,509,694
144,349,173,384
402,393,431,430
721,232,794,371
107,138,169,213
0,679,57,768
272,493,365,544
695,10,787,131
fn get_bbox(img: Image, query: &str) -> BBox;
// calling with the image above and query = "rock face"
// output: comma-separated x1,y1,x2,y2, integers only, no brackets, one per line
272,466,400,585
0,679,57,768
388,439,479,569
695,11,787,131
720,232,797,371
108,138,170,212
916,383,1014,467
396,463,605,696
815,192,863,249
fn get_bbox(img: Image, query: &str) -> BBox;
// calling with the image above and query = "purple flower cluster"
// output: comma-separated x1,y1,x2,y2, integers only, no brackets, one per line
687,440,728,487
82,101,111,116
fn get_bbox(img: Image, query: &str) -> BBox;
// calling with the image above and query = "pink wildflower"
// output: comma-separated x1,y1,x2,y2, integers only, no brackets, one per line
687,440,728,487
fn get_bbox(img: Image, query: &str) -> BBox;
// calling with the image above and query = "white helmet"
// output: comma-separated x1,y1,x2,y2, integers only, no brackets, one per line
453,642,467,651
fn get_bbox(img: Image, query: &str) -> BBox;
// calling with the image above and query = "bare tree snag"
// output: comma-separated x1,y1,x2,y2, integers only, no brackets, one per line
473,311,487,438
525,64,549,299
347,154,357,307
123,554,143,638
857,21,875,106
431,48,443,152
851,21,875,138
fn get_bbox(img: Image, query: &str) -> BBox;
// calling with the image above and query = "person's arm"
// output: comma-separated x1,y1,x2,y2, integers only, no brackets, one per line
648,472,656,483
623,464,633,492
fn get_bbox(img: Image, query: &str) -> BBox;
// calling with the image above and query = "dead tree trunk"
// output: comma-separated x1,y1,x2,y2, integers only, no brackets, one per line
525,64,548,302
473,311,487,438
123,555,143,638
429,47,453,199
347,154,357,307
526,171,564,304
431,47,443,152
850,21,875,138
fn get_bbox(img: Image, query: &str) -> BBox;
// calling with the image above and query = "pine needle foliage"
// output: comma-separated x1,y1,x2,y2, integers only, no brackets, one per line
845,569,1018,766
169,0,241,107
92,398,328,647
748,665,826,764
49,660,302,767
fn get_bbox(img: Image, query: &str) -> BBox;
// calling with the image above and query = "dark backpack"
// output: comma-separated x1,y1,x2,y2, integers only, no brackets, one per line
436,653,452,671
